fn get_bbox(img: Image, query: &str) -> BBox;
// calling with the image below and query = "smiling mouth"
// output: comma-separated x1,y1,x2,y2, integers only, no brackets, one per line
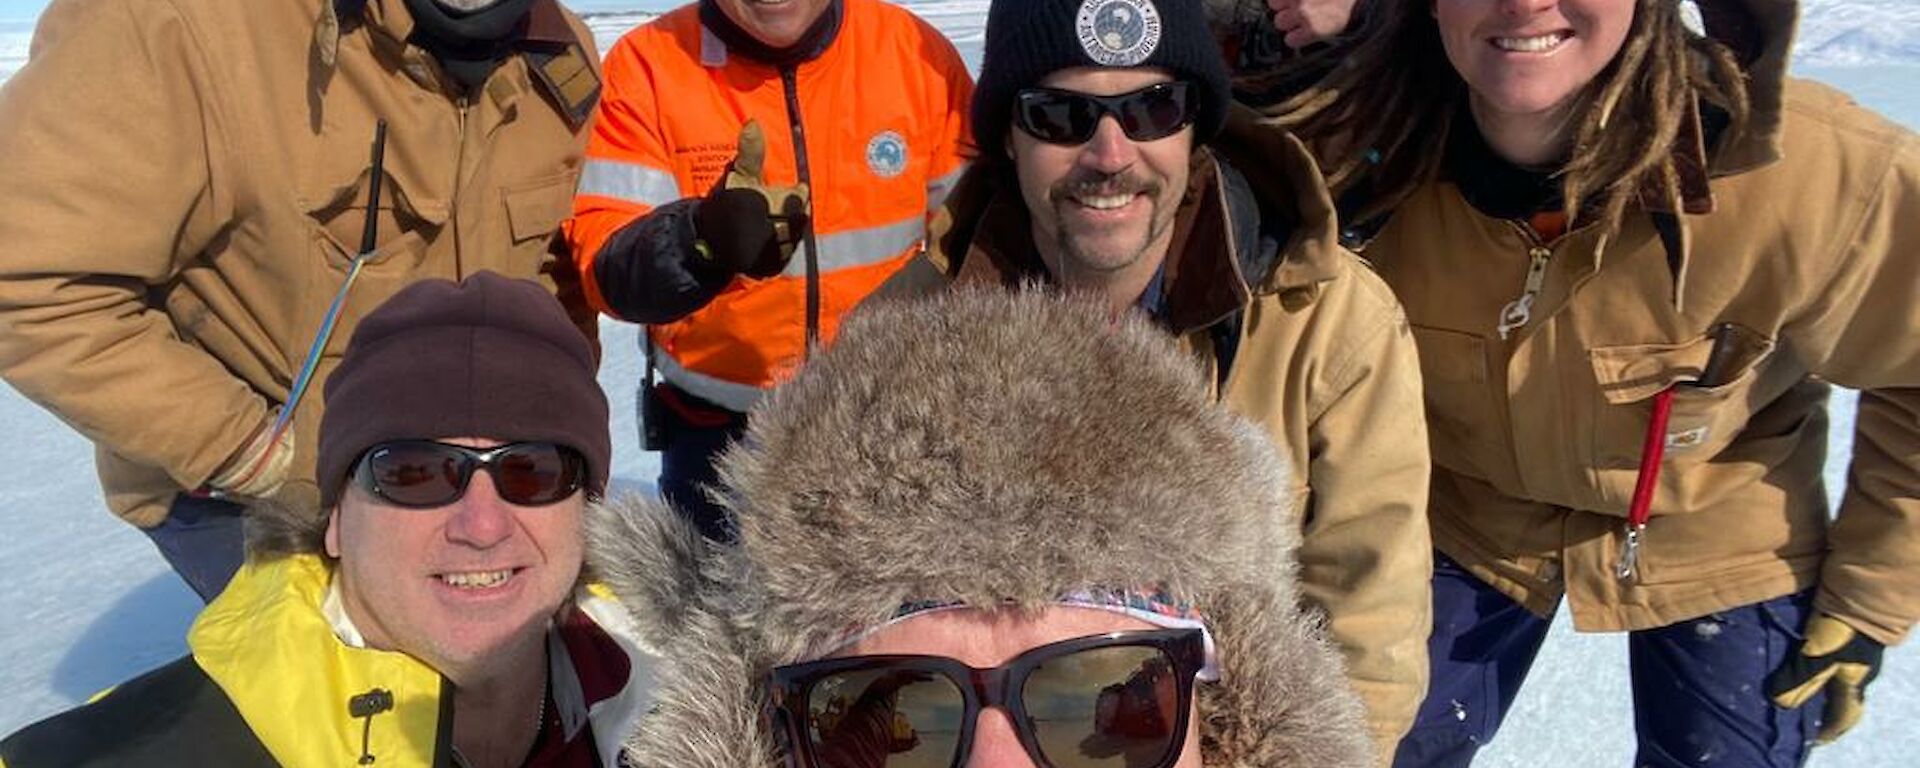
437,569,519,589
1072,192,1141,211
1491,31,1573,53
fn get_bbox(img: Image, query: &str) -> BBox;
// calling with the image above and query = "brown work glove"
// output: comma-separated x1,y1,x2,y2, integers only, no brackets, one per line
207,416,294,500
1767,613,1885,744
694,120,811,279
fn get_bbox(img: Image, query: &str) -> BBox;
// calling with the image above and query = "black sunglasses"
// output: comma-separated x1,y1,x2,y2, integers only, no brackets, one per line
352,440,589,509
768,628,1206,768
1013,82,1198,146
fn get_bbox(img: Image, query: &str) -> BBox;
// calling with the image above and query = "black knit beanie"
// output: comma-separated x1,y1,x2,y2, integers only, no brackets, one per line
316,271,610,509
973,0,1231,159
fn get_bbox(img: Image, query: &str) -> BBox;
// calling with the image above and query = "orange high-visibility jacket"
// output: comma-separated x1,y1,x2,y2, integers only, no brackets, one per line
570,0,973,412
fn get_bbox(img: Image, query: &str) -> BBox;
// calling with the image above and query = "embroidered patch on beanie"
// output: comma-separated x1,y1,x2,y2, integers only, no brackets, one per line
1076,0,1164,66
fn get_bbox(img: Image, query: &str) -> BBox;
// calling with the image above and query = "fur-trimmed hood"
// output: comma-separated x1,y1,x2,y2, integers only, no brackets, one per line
589,289,1372,766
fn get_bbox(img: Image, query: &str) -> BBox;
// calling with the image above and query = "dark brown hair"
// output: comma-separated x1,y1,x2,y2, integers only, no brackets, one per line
1267,0,1750,240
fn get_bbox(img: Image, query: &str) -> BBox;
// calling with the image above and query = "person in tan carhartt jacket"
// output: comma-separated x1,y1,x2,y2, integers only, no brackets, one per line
879,2,1432,759
1272,0,1920,764
0,0,602,602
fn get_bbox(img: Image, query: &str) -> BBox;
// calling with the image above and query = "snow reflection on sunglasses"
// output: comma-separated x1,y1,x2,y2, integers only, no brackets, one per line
768,628,1205,768
1013,82,1198,146
352,440,588,508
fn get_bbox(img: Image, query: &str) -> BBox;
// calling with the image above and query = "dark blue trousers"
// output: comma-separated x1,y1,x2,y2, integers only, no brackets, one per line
140,494,247,603
652,389,747,543
1394,554,1823,768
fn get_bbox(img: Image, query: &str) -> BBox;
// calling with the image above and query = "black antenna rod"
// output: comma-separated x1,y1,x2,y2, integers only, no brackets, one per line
358,119,389,257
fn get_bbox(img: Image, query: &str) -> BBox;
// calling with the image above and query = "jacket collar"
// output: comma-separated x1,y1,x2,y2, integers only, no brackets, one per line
190,555,652,767
947,111,1346,336
1702,0,1798,177
1212,103,1347,293
191,555,448,766
697,0,845,69
315,0,578,68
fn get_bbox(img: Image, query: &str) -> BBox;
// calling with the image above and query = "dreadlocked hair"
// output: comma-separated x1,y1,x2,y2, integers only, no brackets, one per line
1272,0,1749,242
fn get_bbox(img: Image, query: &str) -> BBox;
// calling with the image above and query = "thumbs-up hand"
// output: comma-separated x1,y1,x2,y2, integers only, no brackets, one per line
695,120,812,278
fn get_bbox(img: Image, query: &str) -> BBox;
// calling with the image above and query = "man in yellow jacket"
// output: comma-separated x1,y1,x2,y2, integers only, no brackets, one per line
569,0,973,541
0,0,604,602
0,274,651,767
880,0,1434,759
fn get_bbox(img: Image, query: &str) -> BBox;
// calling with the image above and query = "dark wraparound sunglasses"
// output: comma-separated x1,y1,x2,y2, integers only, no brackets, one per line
353,440,588,508
768,628,1205,768
1013,82,1198,146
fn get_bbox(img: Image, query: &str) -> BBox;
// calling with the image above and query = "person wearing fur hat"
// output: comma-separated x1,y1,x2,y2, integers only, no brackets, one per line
1,273,651,768
590,288,1375,766
875,0,1433,760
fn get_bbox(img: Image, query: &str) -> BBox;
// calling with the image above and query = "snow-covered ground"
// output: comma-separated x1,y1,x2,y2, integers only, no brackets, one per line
2,1,1917,765
1797,0,1920,67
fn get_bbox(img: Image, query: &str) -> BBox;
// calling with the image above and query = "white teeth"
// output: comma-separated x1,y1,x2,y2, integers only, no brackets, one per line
438,569,513,589
1493,33,1569,53
1075,194,1136,210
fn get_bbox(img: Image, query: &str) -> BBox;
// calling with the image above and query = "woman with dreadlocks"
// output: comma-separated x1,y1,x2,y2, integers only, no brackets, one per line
1256,1,1920,766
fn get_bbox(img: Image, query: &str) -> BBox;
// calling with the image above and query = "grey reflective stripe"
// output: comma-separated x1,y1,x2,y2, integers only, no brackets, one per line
925,164,968,212
700,23,727,67
579,159,682,208
652,341,766,413
779,216,925,278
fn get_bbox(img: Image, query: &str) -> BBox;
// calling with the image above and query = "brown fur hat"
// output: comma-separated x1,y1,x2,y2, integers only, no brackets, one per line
589,288,1372,766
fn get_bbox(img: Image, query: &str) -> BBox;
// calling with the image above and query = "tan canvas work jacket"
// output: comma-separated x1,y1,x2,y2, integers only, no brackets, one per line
1363,0,1920,645
903,111,1433,758
0,0,601,527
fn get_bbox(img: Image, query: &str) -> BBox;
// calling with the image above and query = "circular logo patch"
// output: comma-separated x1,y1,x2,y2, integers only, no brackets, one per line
866,131,908,179
1076,0,1163,67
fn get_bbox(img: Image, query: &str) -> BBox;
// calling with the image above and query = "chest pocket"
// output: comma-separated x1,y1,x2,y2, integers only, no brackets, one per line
1409,324,1502,476
493,171,577,278
299,157,447,360
1586,325,1780,509
505,172,575,242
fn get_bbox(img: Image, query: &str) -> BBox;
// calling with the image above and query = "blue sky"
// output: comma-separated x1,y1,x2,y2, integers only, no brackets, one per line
0,0,41,21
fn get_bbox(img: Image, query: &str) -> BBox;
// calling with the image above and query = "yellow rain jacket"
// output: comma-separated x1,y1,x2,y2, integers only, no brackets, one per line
0,556,653,766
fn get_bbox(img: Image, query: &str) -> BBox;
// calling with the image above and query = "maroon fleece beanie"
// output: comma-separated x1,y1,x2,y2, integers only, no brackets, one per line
315,272,610,509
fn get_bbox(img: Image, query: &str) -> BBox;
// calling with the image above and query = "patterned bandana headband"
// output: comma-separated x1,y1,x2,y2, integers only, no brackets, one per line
815,587,1222,682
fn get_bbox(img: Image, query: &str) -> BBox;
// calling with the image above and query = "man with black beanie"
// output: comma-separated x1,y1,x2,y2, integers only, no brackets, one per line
1,273,651,767
0,0,607,604
880,0,1434,761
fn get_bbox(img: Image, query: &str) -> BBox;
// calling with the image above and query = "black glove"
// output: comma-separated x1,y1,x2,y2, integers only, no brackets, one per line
1767,613,1885,744
692,120,810,279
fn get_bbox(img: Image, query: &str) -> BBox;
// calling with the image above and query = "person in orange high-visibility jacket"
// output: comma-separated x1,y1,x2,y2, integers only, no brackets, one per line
569,0,972,541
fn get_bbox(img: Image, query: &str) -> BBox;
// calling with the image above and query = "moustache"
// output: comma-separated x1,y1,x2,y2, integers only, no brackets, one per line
1048,171,1161,205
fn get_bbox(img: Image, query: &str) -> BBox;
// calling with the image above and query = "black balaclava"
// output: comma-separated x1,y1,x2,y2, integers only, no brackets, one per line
402,0,537,93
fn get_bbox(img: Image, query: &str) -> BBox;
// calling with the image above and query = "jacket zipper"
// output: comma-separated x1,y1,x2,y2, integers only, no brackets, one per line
779,66,821,354
451,93,472,272
1496,224,1553,340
